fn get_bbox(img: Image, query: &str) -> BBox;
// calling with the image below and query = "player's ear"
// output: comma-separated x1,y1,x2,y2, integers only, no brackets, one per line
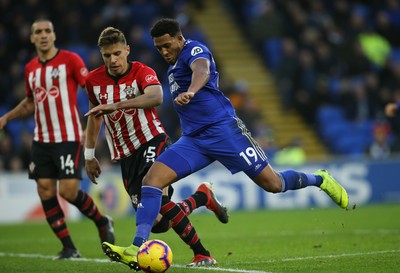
177,34,185,46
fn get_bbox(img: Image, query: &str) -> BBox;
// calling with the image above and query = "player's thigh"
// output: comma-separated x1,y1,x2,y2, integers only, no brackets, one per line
252,164,283,192
143,161,178,188
36,178,58,200
58,178,81,201
29,141,58,180
54,142,83,180
156,136,213,180
208,119,269,177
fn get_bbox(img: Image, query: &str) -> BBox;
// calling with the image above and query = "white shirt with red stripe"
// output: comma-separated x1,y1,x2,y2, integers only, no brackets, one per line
85,61,165,160
25,50,87,143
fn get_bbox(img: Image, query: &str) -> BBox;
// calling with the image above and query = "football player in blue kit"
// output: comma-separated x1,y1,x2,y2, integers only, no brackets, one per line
103,18,349,269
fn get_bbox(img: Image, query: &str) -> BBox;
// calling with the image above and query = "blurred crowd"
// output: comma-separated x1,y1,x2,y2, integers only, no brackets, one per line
228,0,400,158
0,0,267,171
2,0,400,172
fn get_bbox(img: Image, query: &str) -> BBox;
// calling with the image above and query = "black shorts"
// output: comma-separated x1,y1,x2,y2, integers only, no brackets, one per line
29,141,83,180
119,134,172,208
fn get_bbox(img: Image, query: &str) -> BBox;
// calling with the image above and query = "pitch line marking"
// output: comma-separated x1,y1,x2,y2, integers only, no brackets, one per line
1,250,399,272
228,249,400,266
0,252,272,273
280,249,400,262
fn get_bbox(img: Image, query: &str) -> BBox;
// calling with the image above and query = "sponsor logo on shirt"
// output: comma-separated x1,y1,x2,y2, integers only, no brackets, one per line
48,86,59,98
80,67,88,77
99,92,108,101
191,46,203,56
168,73,180,93
145,74,157,82
34,86,59,103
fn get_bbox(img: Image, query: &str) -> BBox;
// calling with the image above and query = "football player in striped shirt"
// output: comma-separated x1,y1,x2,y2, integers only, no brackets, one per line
84,27,228,269
0,19,114,259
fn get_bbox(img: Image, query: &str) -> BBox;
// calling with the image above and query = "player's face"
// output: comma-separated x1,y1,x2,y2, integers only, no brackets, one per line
100,43,130,77
153,34,184,65
30,21,56,53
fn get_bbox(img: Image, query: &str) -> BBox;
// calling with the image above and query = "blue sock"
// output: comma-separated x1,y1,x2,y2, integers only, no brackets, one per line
133,186,162,246
279,170,322,192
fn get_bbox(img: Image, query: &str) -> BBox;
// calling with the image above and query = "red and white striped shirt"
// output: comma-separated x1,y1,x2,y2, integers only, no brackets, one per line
25,50,87,143
85,62,165,160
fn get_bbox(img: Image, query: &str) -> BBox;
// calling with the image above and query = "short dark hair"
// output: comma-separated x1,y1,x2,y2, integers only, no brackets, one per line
150,18,181,38
98,27,126,47
31,18,53,34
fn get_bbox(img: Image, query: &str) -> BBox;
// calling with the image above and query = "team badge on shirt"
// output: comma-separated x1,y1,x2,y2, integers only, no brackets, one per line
124,86,135,99
50,68,60,80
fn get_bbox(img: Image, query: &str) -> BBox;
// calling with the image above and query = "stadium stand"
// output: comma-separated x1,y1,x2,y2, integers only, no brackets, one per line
1,0,400,170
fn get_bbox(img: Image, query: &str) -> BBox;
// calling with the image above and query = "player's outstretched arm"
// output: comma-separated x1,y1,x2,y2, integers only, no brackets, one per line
0,97,35,130
174,58,210,106
85,85,163,117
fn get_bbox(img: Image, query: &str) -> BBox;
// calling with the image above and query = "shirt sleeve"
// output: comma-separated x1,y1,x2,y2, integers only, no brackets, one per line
84,77,99,106
69,52,89,87
24,66,33,98
186,43,211,67
137,65,161,91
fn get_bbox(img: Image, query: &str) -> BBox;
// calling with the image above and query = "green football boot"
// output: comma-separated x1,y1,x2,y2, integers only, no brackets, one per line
102,242,140,271
315,169,349,209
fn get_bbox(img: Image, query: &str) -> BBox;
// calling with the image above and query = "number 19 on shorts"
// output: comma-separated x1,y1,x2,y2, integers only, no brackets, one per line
239,147,258,166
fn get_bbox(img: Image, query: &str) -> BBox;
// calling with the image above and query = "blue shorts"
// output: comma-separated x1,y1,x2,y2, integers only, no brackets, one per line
157,117,269,180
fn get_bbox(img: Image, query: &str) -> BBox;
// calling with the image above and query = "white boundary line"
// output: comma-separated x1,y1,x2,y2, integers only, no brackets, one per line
0,250,399,272
0,252,272,273
280,249,400,262
226,249,400,266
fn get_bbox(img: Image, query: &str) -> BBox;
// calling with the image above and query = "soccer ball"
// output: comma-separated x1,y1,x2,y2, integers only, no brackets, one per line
137,239,173,273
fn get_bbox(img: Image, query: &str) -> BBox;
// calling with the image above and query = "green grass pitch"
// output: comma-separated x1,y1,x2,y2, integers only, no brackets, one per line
0,203,399,273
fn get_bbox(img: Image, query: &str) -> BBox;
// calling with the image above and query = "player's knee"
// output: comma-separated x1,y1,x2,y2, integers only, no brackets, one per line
142,173,152,186
37,184,56,200
259,176,283,193
37,188,56,200
254,172,283,193
59,180,80,201
268,182,283,193
142,172,161,188
59,188,78,202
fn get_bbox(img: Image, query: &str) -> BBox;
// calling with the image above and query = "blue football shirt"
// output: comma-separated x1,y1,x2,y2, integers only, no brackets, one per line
167,39,236,136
